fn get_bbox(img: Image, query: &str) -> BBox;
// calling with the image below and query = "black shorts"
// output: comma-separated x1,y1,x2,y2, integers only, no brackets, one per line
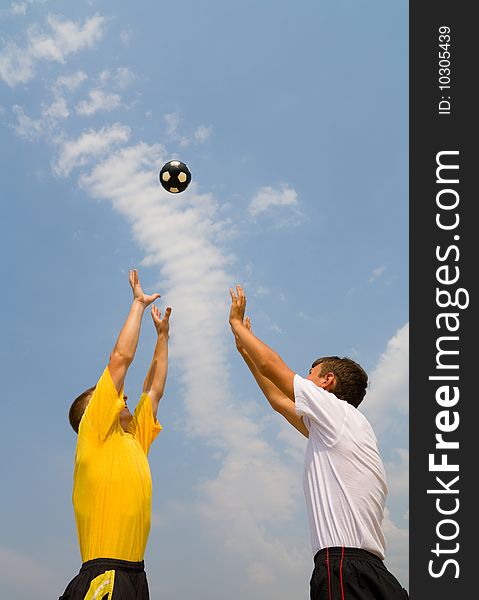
58,557,149,600
310,547,409,600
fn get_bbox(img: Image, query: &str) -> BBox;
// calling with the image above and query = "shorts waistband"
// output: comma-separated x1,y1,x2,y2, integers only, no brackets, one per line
314,547,383,565
81,558,145,572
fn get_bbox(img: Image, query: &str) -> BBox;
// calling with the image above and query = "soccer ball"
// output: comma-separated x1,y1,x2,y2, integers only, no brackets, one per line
159,160,192,194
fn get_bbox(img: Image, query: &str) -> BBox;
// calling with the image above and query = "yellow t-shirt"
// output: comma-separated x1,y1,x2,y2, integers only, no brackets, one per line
73,367,162,562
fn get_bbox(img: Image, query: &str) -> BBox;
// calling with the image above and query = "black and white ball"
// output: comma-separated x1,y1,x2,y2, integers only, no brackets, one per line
159,160,192,194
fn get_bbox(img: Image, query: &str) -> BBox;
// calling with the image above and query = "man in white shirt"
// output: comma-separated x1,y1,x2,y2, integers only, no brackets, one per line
229,285,408,599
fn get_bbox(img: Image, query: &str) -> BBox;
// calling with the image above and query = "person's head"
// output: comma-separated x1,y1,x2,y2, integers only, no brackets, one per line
307,356,368,408
69,387,132,433
69,387,95,433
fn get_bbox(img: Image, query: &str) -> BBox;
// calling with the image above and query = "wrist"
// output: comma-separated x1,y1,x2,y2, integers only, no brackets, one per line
229,317,243,329
132,298,147,310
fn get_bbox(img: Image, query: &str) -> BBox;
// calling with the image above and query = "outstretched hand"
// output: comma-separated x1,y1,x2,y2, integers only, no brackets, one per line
151,305,172,338
229,285,247,326
129,269,161,307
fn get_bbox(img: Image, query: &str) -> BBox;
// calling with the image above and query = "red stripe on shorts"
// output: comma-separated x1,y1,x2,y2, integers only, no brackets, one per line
326,547,332,600
340,546,345,600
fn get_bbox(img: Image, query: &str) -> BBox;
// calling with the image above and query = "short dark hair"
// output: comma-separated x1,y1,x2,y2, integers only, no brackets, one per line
69,386,95,433
311,356,368,408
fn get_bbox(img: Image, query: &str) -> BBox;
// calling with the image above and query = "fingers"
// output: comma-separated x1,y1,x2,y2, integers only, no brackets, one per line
129,269,164,307
151,306,162,325
229,285,247,328
244,316,251,331
236,285,246,307
151,304,172,323
230,285,246,304
129,268,139,288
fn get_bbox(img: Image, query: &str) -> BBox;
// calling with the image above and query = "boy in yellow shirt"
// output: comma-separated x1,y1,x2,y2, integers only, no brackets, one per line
59,269,171,600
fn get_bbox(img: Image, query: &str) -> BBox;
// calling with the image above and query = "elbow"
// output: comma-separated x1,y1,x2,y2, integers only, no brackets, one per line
153,389,164,401
259,357,279,379
110,349,134,366
144,388,163,403
270,401,285,416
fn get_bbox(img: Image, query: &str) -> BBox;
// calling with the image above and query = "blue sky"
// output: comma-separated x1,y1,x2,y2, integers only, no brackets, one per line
0,1,408,598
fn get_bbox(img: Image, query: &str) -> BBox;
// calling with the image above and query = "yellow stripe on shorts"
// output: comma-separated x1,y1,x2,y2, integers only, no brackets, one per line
83,570,116,600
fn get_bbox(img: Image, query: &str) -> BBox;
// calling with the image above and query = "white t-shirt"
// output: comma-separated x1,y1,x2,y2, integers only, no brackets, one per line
294,374,388,559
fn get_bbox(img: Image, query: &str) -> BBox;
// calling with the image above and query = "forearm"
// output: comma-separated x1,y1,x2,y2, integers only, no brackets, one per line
231,322,281,373
240,349,284,410
230,320,294,398
111,299,146,363
143,334,169,400
239,348,308,438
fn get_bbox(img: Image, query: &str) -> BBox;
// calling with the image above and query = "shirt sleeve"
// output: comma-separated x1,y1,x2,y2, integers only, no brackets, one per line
127,392,162,455
81,366,125,441
294,374,348,446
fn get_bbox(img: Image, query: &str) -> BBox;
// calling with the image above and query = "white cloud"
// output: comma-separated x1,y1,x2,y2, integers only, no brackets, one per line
120,28,131,46
12,93,71,141
383,446,409,567
194,124,212,144
11,94,71,144
164,112,188,146
163,112,211,147
247,561,275,585
42,96,69,120
115,66,134,88
382,509,409,590
198,439,308,586
75,89,122,116
356,326,409,588
384,447,409,499
276,417,308,463
99,66,135,89
164,112,180,137
369,266,386,283
0,2,27,18
12,104,43,140
54,123,130,176
0,41,35,86
10,2,27,15
54,70,88,93
252,285,271,297
0,13,105,86
296,311,313,321
249,184,299,218
29,13,105,60
361,322,409,434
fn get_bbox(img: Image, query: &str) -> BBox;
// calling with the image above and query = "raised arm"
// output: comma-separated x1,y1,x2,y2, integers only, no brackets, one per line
229,285,295,400
143,304,171,419
235,317,308,438
108,269,161,393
